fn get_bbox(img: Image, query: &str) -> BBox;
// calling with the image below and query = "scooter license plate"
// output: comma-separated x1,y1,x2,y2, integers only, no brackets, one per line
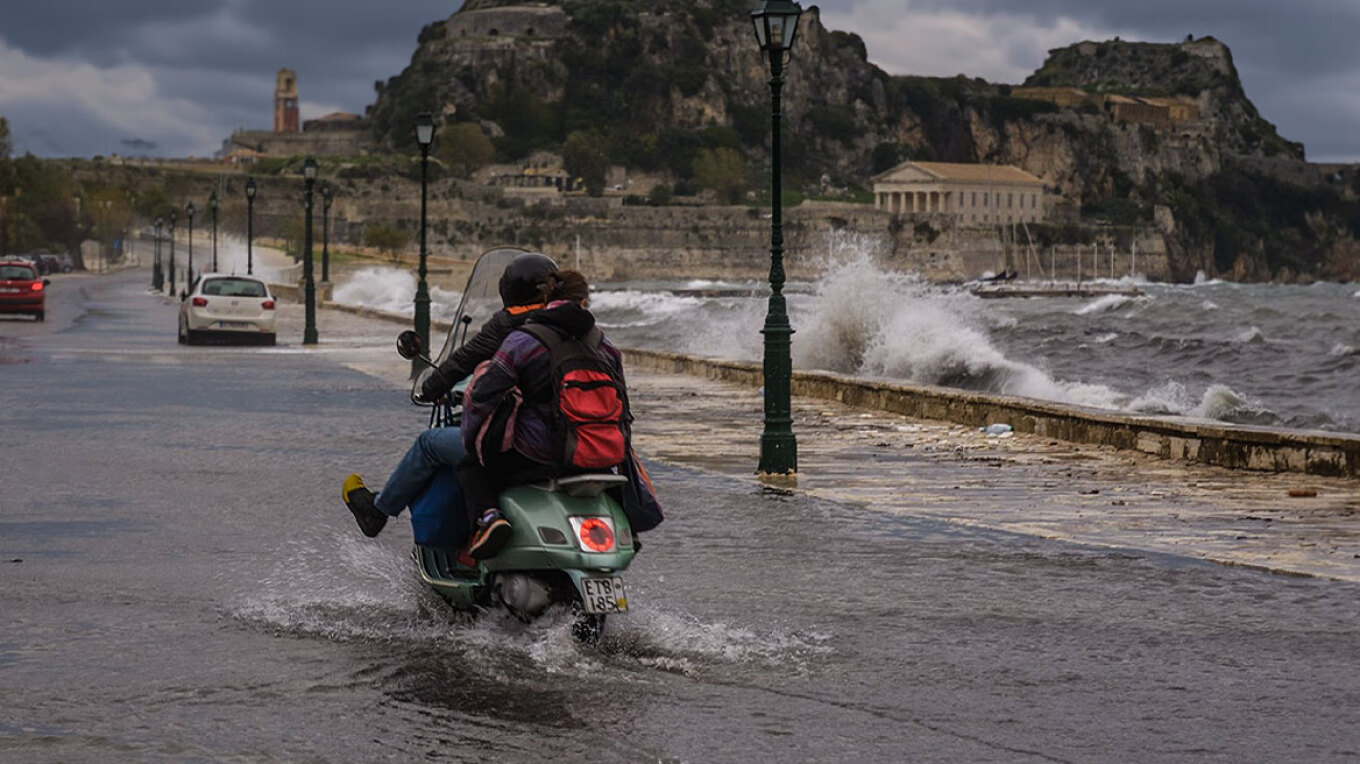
581,576,628,614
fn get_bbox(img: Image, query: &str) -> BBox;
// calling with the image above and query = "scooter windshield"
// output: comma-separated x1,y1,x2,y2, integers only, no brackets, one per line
426,246,533,374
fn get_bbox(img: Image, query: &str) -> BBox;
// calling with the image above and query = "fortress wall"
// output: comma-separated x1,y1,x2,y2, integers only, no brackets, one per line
446,5,570,40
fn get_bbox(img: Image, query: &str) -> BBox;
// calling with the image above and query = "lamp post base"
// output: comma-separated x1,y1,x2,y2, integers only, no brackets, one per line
758,431,798,477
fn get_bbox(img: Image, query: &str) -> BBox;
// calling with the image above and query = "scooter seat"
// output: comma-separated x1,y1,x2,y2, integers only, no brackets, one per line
537,473,629,497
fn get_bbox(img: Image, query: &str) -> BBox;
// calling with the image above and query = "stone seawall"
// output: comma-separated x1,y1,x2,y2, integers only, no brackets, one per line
317,299,1358,477
619,348,1360,478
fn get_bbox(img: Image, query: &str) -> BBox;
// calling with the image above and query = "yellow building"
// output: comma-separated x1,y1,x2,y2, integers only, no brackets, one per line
1140,96,1200,122
872,161,1045,225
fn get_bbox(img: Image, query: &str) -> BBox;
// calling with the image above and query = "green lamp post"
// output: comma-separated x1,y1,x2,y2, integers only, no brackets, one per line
302,157,319,345
185,201,195,288
245,177,256,275
209,191,219,272
321,183,335,283
167,209,177,296
413,112,436,375
153,217,163,291
751,0,802,476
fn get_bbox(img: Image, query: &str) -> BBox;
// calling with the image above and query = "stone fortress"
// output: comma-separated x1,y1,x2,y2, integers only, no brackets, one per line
444,2,569,40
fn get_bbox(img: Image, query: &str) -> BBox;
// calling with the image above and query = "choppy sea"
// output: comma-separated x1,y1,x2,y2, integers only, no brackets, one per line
332,237,1360,435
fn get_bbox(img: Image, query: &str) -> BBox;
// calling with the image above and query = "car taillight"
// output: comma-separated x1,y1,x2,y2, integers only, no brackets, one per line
30,282,42,291
192,297,208,307
262,300,275,310
572,517,615,553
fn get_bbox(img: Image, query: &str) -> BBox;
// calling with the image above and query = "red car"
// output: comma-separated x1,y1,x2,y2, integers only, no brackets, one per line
0,260,49,321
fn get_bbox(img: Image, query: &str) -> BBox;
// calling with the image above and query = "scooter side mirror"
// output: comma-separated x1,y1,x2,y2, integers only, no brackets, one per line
396,330,423,360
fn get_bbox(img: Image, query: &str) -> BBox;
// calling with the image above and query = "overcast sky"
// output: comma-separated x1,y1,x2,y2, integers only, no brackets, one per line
2,0,1358,162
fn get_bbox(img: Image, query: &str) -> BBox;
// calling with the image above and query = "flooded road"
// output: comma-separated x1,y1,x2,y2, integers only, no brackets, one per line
2,269,1358,762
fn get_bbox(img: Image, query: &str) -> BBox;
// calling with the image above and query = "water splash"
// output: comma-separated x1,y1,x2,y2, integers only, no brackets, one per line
1195,384,1253,420
1073,294,1138,315
591,290,709,329
332,266,461,320
788,242,1128,409
232,531,829,680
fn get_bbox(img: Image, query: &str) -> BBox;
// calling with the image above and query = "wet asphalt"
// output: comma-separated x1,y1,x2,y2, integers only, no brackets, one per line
1,267,1358,763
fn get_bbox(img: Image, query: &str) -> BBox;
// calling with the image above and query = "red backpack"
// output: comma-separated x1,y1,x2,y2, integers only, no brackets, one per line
521,324,629,469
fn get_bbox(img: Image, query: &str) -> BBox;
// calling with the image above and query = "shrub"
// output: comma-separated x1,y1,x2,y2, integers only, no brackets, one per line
692,147,748,204
364,224,411,263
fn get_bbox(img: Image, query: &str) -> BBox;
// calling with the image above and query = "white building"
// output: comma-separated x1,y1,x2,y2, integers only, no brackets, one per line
872,161,1045,225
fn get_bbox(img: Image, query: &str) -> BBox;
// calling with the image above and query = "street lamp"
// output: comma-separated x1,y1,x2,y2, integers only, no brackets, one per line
321,183,335,283
209,191,219,273
413,112,436,372
185,201,195,288
245,177,257,275
167,209,178,296
101,200,112,274
153,216,164,291
302,157,319,345
751,0,802,476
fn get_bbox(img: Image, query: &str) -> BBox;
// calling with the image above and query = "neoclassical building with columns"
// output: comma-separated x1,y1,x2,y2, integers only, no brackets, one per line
872,161,1046,225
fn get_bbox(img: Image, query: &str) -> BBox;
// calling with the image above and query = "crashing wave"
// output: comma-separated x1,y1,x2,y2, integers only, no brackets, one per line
332,266,460,320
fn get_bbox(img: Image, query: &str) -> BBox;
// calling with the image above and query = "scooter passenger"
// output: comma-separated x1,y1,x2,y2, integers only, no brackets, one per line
340,252,559,538
458,269,629,559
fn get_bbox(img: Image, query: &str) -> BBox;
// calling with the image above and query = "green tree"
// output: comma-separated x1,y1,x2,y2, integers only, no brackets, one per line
692,147,748,204
0,117,10,160
88,187,133,262
280,218,306,262
647,183,674,206
134,186,171,220
437,122,496,179
364,224,411,263
9,155,78,252
562,131,609,197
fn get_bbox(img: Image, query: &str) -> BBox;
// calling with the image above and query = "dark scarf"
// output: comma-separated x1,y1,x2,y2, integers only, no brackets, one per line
527,300,596,339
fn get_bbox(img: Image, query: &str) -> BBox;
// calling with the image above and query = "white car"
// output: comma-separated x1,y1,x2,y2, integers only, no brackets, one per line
178,274,277,345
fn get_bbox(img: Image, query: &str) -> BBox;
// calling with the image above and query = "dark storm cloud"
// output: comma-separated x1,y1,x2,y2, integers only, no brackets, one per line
890,0,1360,77
0,0,458,157
2,0,1359,161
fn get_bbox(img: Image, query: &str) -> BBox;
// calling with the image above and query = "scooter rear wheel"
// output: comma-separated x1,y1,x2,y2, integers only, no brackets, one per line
572,610,606,644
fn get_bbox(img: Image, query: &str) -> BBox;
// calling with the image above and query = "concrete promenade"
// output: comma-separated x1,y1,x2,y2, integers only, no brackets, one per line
307,299,1360,583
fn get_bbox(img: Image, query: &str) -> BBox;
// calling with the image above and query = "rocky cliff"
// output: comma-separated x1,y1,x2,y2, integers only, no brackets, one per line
370,5,1287,197
356,2,1360,282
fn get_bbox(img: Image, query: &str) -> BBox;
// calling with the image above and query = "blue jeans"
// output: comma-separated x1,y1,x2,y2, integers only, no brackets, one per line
375,427,466,517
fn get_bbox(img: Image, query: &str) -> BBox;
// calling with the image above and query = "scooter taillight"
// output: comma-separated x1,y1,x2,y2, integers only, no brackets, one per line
570,517,615,553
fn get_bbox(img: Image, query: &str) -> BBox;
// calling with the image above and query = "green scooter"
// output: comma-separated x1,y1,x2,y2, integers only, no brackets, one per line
396,248,636,641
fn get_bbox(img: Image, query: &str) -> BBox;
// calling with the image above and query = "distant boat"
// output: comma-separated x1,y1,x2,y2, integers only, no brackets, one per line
969,281,1145,299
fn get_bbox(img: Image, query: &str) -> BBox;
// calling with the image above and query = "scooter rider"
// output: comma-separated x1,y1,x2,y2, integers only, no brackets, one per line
458,269,629,559
341,252,559,538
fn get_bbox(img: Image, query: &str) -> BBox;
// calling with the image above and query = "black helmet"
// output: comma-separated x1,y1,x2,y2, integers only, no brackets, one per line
498,252,558,307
